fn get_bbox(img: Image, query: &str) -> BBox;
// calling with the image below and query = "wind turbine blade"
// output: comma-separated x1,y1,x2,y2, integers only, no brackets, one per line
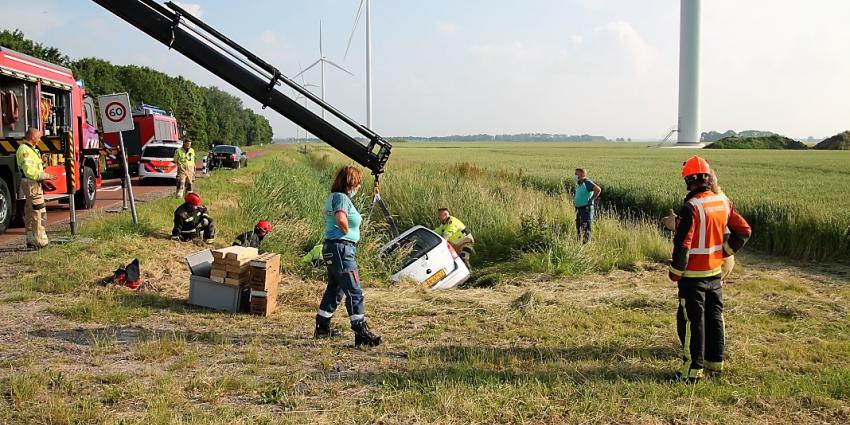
325,59,354,76
344,0,366,61
319,20,324,58
293,59,321,78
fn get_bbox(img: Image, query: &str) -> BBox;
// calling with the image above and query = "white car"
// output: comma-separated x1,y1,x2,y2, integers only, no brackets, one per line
138,141,182,183
380,226,470,290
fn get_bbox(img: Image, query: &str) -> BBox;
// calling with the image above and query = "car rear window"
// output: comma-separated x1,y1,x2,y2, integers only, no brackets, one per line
213,146,237,154
384,228,443,269
142,146,178,158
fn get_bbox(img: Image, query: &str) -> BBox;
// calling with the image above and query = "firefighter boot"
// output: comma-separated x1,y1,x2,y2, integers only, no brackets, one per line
351,320,382,348
314,315,341,339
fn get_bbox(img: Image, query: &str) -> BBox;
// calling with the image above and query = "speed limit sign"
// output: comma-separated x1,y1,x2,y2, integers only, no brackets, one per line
98,93,135,133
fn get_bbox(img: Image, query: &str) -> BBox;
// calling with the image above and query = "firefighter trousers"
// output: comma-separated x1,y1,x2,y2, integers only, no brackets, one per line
677,276,725,379
22,180,48,247
317,240,366,324
175,168,194,198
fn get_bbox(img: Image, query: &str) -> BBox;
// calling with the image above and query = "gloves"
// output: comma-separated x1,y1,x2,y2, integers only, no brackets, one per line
660,209,678,232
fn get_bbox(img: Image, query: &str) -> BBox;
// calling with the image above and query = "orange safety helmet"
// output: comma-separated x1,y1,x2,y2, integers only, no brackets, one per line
184,192,202,207
681,155,712,178
255,220,273,233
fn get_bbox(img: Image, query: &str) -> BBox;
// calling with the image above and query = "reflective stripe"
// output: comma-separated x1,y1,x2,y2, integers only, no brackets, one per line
682,267,722,278
184,217,195,222
689,245,724,255
349,314,365,322
180,229,197,234
705,360,724,372
32,203,46,210
317,309,334,318
669,265,684,276
680,298,692,376
723,243,735,256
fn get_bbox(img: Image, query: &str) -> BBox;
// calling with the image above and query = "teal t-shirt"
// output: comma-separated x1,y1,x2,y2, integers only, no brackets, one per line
574,179,597,208
324,192,361,243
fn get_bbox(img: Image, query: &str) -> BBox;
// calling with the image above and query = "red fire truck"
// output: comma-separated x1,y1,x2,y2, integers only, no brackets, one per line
0,46,104,233
102,103,180,174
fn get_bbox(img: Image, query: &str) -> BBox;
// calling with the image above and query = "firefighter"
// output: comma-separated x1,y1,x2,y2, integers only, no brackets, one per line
314,165,382,347
233,220,273,251
669,156,751,382
434,208,474,269
173,138,195,198
171,193,216,244
301,244,323,267
15,128,55,249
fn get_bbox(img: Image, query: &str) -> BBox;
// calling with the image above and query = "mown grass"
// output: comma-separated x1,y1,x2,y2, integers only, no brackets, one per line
0,146,848,424
389,142,850,262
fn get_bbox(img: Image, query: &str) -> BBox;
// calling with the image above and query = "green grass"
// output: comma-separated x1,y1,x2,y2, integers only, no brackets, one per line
388,142,850,262
1,145,849,424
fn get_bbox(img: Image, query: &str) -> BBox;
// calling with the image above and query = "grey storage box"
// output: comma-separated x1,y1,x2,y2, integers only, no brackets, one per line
185,250,247,312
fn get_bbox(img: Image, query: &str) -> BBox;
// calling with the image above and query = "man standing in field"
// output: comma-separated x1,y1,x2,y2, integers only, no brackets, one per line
573,168,601,243
174,138,195,198
669,156,751,383
15,128,56,249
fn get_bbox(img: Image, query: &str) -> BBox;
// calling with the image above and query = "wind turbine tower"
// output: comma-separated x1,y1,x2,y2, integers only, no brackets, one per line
345,0,373,128
677,0,702,146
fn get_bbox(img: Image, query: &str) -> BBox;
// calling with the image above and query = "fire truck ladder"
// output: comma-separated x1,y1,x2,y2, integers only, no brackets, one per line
92,0,398,235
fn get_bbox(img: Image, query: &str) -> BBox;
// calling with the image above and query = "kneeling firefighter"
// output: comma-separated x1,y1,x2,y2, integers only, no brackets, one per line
233,220,273,251
434,208,474,269
668,156,751,382
171,193,216,243
314,166,382,347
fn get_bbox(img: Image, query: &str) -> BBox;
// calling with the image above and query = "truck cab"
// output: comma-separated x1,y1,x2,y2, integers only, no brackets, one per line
102,103,180,174
0,46,103,233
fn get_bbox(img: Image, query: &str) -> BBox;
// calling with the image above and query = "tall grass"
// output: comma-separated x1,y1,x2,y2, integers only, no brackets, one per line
237,148,670,282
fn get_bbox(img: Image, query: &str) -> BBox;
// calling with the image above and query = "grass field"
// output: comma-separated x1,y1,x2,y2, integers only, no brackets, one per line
1,145,849,424
388,142,850,262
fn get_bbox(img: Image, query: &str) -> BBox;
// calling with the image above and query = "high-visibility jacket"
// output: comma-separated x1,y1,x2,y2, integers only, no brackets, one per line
16,143,49,181
434,216,470,244
174,147,195,171
669,189,751,279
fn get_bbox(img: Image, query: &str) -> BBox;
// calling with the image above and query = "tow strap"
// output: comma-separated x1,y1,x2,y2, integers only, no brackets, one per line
367,175,399,238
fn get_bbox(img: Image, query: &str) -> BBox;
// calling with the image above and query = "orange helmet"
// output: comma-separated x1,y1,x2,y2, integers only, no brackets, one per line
255,220,273,233
184,192,202,207
681,155,712,178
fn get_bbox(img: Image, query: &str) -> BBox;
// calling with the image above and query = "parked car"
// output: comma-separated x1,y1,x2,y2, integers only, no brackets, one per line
210,144,248,169
380,226,470,290
137,141,182,183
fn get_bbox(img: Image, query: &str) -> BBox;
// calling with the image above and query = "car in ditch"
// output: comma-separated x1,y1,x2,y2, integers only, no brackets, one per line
380,225,470,290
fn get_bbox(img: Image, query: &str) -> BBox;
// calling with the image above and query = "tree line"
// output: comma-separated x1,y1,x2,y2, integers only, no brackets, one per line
1,29,273,149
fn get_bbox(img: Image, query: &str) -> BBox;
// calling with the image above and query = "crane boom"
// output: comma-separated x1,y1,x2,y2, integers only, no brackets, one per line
91,0,392,175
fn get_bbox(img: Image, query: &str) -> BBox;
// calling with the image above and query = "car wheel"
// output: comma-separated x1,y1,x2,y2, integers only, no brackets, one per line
75,166,97,209
0,178,11,233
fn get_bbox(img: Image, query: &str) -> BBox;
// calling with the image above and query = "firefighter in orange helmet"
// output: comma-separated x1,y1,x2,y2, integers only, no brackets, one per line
669,156,751,382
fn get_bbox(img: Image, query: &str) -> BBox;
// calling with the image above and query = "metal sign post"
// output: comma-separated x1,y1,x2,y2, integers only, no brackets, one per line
98,93,138,224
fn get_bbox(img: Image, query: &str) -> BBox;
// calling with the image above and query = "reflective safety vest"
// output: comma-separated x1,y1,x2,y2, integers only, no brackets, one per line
434,216,469,244
174,147,195,170
669,190,751,279
15,143,46,181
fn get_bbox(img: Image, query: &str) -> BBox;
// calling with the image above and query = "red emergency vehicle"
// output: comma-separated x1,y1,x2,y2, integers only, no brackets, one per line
102,103,180,173
0,46,104,233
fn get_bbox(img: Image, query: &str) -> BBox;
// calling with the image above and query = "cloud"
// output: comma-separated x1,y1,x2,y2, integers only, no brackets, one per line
173,2,203,18
260,30,277,45
565,20,655,75
436,21,459,36
0,4,69,38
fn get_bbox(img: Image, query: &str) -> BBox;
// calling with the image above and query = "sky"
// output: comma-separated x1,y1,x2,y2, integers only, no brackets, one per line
2,0,849,140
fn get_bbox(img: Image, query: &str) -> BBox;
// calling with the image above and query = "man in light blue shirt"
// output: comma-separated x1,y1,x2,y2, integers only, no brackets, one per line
573,168,602,243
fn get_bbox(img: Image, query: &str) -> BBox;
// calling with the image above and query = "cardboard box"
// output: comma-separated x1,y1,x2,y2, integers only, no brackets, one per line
185,250,247,312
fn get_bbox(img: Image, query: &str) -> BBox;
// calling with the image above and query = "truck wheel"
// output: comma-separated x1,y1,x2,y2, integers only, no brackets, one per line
75,167,97,209
0,179,11,233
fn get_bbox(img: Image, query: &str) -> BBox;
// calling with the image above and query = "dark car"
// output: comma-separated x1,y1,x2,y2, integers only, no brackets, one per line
210,145,248,169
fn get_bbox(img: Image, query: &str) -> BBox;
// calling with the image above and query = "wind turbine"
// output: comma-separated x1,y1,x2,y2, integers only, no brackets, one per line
294,21,353,120
292,61,319,139
344,0,373,128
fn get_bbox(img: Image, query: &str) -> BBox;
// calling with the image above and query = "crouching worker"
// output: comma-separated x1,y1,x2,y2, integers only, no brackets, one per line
171,193,216,244
301,244,323,267
434,208,474,269
233,220,273,251
314,166,382,347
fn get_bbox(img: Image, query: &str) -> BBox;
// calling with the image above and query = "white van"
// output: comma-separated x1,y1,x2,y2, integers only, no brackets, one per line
381,226,470,289
138,141,182,183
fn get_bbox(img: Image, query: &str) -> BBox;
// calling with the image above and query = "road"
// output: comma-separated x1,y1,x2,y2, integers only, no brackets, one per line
0,148,268,248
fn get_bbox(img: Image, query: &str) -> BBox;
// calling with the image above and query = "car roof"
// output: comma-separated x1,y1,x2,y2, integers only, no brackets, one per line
143,141,182,148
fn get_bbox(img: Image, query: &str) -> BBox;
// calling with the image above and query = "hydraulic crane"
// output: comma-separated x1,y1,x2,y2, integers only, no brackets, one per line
91,0,397,234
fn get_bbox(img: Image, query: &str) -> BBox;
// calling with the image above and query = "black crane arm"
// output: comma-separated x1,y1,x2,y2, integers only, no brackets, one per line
91,0,391,175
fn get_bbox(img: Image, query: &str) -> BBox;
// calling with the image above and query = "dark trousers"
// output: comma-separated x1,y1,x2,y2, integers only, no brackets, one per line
179,217,216,241
677,276,725,378
575,205,594,243
318,240,365,323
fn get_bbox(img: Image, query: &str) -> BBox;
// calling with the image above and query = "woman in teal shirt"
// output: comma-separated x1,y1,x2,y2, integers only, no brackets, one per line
314,166,382,347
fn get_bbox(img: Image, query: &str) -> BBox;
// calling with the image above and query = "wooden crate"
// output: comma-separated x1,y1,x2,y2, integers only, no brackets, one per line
211,247,258,286
249,286,278,316
249,253,281,291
